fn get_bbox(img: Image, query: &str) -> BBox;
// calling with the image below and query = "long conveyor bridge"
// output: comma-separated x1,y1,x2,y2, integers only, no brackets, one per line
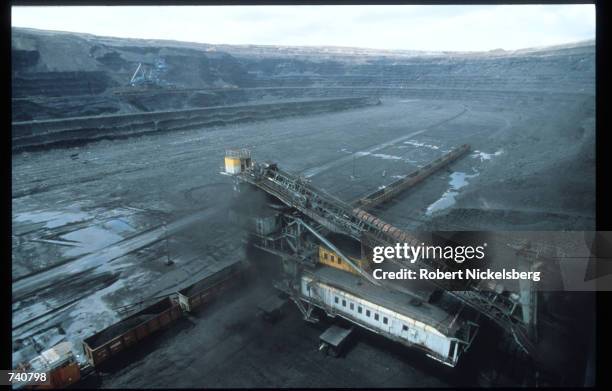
225,148,535,355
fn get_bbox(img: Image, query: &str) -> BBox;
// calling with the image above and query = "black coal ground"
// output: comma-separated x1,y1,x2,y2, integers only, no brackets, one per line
12,94,595,387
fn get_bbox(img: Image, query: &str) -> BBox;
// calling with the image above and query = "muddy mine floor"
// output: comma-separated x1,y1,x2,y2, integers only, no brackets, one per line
11,97,595,387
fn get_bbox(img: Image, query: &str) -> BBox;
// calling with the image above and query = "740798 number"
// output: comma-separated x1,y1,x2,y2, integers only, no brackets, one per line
9,371,47,383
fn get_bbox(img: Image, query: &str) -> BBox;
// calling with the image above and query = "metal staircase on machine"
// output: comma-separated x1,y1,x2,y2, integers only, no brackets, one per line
235,160,535,355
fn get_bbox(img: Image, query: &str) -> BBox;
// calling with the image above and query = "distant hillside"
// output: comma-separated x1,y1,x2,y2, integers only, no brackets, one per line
11,27,595,121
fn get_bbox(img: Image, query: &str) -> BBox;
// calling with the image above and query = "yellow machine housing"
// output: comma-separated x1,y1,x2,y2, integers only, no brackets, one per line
318,246,368,275
225,149,252,174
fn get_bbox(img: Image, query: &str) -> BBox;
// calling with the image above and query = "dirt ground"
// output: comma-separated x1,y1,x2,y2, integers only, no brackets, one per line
11,90,595,387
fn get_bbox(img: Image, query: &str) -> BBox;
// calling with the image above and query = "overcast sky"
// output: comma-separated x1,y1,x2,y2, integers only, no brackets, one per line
11,5,595,52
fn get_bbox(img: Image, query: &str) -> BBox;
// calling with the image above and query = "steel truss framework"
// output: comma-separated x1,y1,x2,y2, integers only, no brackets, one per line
233,161,535,355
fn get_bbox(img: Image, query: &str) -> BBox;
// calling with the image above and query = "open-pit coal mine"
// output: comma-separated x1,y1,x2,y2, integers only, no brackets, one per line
11,27,595,388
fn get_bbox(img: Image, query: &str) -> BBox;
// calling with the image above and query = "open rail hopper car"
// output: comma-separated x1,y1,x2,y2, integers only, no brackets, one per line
177,261,248,312
82,297,182,367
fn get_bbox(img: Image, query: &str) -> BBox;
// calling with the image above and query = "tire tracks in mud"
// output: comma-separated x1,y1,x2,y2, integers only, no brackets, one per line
300,105,469,178
12,206,235,352
12,102,468,357
13,209,216,308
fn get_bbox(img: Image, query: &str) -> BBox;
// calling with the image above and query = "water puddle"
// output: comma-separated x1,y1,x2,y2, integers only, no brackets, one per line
425,171,479,216
103,218,135,235
472,149,504,162
371,153,404,160
404,140,440,150
15,204,139,257
14,210,90,229
60,218,137,257
355,151,406,161
61,226,125,257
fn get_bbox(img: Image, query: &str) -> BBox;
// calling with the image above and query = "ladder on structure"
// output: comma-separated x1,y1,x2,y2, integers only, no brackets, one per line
237,162,535,355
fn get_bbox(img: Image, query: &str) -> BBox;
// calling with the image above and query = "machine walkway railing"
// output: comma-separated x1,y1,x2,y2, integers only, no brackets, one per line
234,158,534,355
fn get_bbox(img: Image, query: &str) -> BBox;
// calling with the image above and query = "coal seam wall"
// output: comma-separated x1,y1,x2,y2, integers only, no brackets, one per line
12,97,375,152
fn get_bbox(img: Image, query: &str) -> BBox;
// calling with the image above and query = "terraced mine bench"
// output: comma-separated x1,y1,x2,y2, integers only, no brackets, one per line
11,97,375,152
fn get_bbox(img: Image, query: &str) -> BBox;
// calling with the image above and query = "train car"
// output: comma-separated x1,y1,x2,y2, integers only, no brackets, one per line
82,297,182,368
15,342,81,389
299,266,478,367
178,261,248,312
